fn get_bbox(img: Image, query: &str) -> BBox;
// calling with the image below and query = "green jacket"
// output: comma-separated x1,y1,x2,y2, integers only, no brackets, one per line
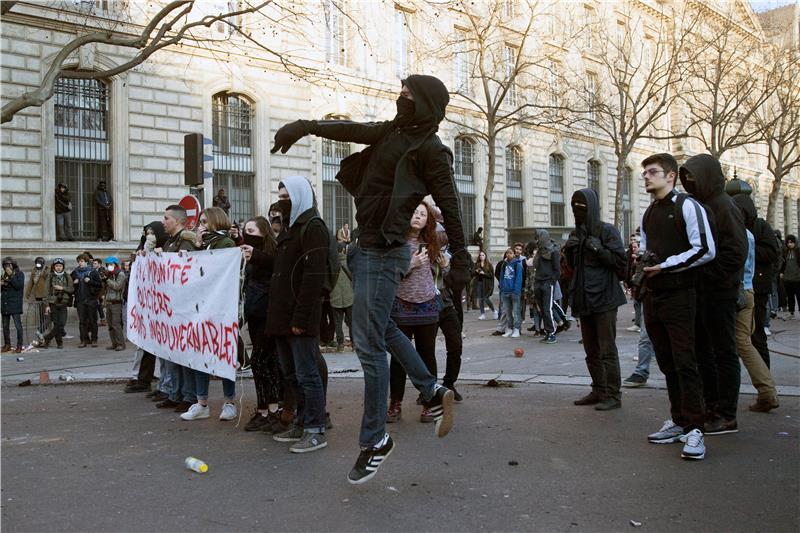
104,271,126,303
46,271,74,307
329,258,353,309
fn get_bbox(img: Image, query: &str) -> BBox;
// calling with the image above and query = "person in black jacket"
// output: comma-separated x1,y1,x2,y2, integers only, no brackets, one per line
95,181,113,241
731,194,779,369
55,183,74,241
679,154,748,435
266,176,329,454
564,188,627,411
271,75,467,484
1,257,25,353
532,229,562,344
71,253,102,348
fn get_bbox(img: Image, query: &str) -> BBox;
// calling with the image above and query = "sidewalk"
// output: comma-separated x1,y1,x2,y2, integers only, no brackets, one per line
3,301,799,397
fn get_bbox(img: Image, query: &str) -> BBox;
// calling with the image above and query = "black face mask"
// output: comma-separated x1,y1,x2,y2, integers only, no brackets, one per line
396,97,416,124
242,233,263,249
683,179,697,195
572,204,588,226
275,199,292,221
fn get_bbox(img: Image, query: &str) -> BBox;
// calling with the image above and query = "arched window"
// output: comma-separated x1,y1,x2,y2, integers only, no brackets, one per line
54,76,111,241
549,154,565,226
587,159,601,193
506,146,524,228
212,92,254,224
621,166,633,238
454,137,476,241
321,115,353,232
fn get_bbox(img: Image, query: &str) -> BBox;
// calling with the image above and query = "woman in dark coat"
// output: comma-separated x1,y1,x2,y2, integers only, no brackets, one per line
2,257,25,352
473,250,495,320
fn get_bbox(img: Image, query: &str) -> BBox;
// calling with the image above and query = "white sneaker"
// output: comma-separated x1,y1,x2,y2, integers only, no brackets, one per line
764,327,772,336
478,314,486,320
493,310,499,320
626,325,641,332
502,328,513,338
680,429,705,460
219,402,237,421
511,329,520,338
180,403,210,421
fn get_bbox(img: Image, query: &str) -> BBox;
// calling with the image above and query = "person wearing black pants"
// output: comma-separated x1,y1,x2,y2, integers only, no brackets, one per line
563,189,628,411
71,254,101,348
680,155,747,435
389,323,438,413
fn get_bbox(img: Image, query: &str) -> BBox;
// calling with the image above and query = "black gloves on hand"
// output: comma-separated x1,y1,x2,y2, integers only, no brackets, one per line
445,249,473,293
584,236,603,254
270,120,310,154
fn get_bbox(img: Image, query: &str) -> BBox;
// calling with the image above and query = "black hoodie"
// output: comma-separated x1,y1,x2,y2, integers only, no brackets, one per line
732,194,779,295
563,189,627,316
680,154,747,297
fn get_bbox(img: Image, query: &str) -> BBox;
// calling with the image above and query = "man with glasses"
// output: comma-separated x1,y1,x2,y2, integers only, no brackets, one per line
638,153,715,460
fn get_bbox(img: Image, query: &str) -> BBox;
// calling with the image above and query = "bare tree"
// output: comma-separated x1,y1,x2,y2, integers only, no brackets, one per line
1,0,333,124
680,10,781,160
756,52,800,225
415,0,576,249
565,4,695,228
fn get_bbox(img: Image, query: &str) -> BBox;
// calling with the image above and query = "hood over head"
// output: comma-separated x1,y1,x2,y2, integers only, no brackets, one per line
139,220,168,251
2,257,18,269
679,154,724,202
280,175,316,227
399,75,449,133
571,188,602,237
534,228,555,260
732,194,757,230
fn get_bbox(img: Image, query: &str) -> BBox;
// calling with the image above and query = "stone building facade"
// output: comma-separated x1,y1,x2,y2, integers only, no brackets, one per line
1,0,798,263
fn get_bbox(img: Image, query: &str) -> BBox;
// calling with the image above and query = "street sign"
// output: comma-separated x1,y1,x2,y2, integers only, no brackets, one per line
179,194,202,230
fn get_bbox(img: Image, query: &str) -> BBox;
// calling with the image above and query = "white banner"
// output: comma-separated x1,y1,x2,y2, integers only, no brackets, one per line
127,248,241,381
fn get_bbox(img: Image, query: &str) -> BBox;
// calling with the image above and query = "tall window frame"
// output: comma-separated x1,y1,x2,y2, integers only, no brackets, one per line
784,195,792,237
321,115,353,233
454,137,477,242
394,7,413,78
212,92,255,224
620,165,633,238
549,154,565,227
54,76,111,241
324,0,349,66
504,45,518,107
454,29,471,94
587,159,601,193
506,146,524,228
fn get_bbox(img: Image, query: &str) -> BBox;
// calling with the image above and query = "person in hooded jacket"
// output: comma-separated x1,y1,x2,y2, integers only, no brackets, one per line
783,235,800,318
55,183,75,241
71,253,102,348
731,194,779,369
25,256,50,340
679,154,748,435
1,257,25,353
95,180,113,241
563,189,627,411
532,229,562,344
271,75,467,483
266,176,330,454
41,258,74,349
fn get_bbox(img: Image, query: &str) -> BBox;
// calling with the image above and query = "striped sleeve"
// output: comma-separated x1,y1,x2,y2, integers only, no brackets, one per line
660,196,716,272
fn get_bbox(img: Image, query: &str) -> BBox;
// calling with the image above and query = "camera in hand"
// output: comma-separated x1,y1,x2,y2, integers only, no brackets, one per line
97,266,109,280
630,250,660,289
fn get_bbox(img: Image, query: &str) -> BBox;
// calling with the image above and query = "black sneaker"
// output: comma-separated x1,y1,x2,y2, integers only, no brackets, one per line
443,384,463,402
540,333,557,344
244,412,272,432
491,330,504,336
705,417,738,435
347,435,395,485
124,381,150,393
424,386,455,438
622,374,647,388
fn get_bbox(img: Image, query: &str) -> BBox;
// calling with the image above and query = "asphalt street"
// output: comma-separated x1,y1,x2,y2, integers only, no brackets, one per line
2,380,798,532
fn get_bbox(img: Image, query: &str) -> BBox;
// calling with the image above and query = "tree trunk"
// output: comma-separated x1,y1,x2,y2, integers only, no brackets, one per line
614,155,626,229
482,134,496,252
766,168,784,227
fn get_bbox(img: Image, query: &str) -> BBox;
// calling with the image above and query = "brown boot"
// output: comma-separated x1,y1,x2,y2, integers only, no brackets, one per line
14,345,23,353
749,397,779,413
1,345,10,353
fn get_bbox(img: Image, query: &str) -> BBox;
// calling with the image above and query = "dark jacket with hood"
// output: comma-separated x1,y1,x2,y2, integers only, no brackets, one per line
563,189,627,316
244,239,275,321
679,154,747,298
1,259,25,315
55,186,71,214
137,221,168,252
266,176,328,338
288,75,470,278
533,229,561,284
70,264,101,304
732,194,779,295
200,231,235,250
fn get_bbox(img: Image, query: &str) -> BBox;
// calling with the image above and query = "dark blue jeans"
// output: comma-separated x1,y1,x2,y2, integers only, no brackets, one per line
195,372,235,402
348,244,437,448
2,314,23,346
275,335,326,433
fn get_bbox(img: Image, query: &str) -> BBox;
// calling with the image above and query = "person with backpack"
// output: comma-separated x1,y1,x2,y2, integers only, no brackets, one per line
71,253,102,348
266,176,330,453
637,153,715,460
563,188,627,412
41,258,74,349
271,75,469,483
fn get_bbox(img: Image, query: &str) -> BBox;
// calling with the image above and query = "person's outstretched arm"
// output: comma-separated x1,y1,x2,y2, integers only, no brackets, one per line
271,119,393,153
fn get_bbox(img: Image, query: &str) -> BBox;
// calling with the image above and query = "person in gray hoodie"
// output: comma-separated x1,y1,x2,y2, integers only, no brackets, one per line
532,229,561,344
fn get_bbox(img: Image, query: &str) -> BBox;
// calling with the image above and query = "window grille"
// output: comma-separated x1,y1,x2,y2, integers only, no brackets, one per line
322,138,353,231
621,166,633,238
587,160,601,193
506,147,523,228
454,137,477,240
212,93,254,224
549,154,565,226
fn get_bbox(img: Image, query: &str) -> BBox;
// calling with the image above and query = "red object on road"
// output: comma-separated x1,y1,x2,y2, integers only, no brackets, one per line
514,347,524,358
179,195,201,230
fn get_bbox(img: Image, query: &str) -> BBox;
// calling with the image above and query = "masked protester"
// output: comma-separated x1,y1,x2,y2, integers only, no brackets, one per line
1,257,25,353
531,229,562,344
102,257,126,352
41,258,74,349
95,180,113,241
271,75,467,484
563,188,627,411
25,256,50,340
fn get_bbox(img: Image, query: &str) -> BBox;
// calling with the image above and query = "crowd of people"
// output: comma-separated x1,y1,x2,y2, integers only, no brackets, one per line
3,74,799,482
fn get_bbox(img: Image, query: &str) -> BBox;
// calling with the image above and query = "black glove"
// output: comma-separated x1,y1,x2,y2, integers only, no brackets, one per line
564,233,581,250
445,249,473,293
270,120,310,154
584,236,603,254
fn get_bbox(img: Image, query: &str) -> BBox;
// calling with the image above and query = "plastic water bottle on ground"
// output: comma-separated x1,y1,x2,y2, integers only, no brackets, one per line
184,457,208,473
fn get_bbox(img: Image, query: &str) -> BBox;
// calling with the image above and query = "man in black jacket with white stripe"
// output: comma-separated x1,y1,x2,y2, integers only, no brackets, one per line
639,153,716,460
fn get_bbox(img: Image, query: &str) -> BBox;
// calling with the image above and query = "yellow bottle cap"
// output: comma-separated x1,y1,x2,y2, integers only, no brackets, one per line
199,464,208,473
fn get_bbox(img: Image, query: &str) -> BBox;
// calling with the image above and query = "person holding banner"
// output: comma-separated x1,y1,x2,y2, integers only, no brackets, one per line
181,207,239,421
266,176,329,453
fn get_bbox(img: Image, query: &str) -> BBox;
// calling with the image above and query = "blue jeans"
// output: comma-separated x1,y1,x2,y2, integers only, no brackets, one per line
633,312,655,379
158,358,173,395
275,335,326,433
349,244,438,449
476,283,495,315
195,372,236,402
498,293,521,331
